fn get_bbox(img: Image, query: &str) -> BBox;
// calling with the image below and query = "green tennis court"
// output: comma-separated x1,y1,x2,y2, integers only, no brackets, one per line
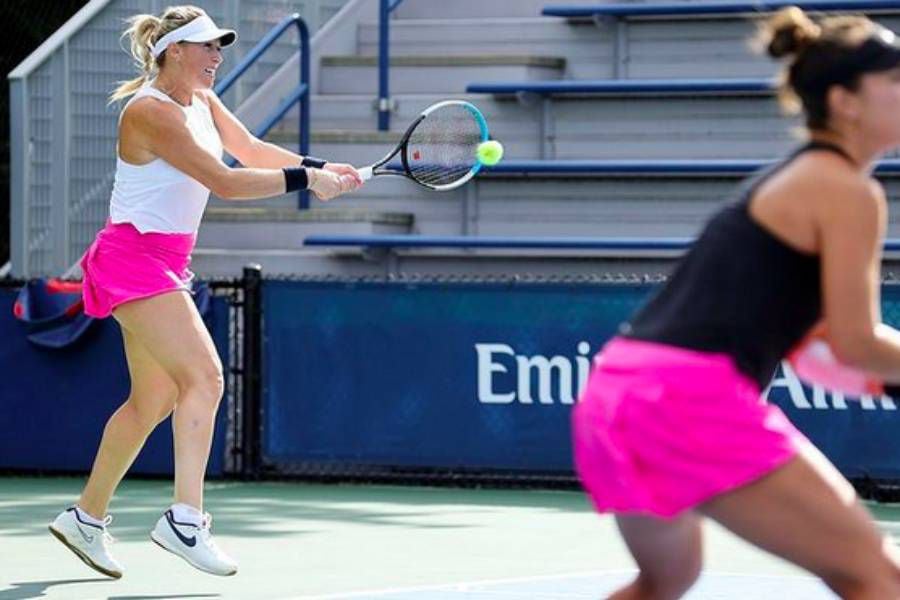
7,476,896,599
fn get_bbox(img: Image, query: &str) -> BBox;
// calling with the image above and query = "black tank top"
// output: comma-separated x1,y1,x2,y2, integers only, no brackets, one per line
623,142,852,387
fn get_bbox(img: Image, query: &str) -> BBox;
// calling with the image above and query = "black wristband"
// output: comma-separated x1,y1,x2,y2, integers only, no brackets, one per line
885,383,900,398
283,167,310,192
301,156,327,169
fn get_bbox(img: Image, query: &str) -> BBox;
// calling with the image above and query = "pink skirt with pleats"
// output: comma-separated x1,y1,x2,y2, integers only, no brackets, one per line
79,221,196,318
572,336,807,519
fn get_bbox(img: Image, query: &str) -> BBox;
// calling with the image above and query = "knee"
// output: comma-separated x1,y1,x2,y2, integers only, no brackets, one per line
174,362,224,408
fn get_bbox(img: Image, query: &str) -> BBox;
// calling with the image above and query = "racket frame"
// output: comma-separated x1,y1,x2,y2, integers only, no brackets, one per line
359,100,489,191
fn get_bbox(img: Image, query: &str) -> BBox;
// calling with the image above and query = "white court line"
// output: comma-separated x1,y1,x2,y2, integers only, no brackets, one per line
284,569,823,600
285,571,630,600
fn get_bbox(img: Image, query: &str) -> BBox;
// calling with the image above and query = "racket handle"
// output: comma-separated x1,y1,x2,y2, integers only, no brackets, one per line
358,166,373,182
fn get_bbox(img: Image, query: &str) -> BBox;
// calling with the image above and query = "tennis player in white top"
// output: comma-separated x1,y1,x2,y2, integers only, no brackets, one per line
49,5,361,578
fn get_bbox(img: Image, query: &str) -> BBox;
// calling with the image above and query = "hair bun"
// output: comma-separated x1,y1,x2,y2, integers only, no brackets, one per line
766,7,821,58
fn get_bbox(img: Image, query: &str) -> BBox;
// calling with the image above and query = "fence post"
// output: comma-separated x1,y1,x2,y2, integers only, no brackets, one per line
240,264,263,478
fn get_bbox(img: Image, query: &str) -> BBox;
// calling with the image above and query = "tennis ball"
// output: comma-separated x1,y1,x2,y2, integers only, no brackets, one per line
476,140,504,166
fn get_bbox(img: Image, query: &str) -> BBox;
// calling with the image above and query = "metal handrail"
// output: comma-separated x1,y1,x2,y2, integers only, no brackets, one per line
216,13,312,209
377,0,407,130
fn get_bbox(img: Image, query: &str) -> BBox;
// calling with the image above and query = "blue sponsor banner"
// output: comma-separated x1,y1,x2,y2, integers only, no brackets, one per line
0,286,230,476
264,280,646,471
263,280,900,479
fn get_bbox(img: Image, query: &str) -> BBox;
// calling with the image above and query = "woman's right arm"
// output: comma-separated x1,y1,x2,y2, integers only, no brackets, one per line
817,173,900,381
122,98,351,200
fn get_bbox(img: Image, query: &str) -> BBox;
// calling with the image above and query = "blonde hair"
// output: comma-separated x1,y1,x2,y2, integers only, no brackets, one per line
110,5,206,102
755,7,879,129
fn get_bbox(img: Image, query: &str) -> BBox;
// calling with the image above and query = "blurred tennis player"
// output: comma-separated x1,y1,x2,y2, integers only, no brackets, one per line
48,5,361,579
574,8,900,599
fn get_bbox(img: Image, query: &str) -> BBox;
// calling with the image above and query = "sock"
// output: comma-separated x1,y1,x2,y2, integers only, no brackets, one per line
170,502,202,525
74,505,105,527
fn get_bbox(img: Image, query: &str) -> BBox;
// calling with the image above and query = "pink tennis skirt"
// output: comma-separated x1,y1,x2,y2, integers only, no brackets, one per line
79,220,196,318
572,336,807,519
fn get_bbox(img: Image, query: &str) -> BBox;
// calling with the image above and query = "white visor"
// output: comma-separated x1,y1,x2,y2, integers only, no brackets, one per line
150,14,237,58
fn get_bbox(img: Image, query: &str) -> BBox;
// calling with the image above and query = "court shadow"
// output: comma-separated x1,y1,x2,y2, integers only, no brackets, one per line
1,478,593,541
197,482,593,538
0,578,110,600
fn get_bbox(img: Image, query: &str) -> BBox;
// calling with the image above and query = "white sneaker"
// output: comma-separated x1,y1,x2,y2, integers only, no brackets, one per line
150,509,237,576
49,507,123,579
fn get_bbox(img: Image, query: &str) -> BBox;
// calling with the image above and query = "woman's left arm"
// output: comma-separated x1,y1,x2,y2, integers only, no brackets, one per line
203,90,362,185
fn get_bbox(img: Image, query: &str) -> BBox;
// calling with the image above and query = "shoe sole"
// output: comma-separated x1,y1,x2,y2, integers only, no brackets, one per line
48,525,122,579
150,531,237,577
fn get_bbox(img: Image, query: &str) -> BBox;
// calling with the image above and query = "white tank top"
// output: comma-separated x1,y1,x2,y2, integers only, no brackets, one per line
109,84,223,234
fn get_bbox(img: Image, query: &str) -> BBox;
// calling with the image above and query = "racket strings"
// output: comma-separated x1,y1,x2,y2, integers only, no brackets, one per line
405,104,483,188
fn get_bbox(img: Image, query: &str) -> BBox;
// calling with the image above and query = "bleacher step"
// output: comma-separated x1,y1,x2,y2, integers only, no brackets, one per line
392,0,549,19
196,207,413,250
271,96,794,163
265,130,405,167
188,247,681,279
320,55,566,95
358,18,583,57
189,248,377,278
280,93,497,134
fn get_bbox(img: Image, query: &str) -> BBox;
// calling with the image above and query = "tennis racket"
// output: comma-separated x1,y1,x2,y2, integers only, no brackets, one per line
357,100,490,191
788,322,891,397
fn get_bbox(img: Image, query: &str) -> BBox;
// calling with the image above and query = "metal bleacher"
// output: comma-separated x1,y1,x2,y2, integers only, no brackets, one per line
293,0,900,279
12,0,900,279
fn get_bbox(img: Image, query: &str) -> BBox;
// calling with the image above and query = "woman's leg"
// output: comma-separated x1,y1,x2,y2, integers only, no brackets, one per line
700,443,900,599
110,291,237,576
78,327,178,519
111,290,224,511
50,318,181,578
608,513,704,600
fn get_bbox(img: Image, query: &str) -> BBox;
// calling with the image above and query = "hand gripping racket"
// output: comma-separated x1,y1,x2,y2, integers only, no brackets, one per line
357,100,490,191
